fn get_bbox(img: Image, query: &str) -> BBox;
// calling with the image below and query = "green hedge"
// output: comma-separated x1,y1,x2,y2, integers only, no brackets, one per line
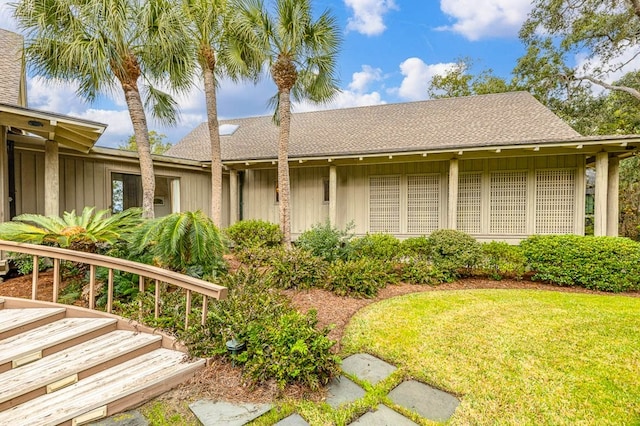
225,220,282,250
521,235,640,292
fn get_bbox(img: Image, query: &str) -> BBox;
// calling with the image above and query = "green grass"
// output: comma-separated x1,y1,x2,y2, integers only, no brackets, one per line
341,290,640,425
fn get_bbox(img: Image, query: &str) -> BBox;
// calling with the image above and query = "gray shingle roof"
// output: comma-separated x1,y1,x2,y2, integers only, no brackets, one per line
166,92,582,162
0,29,25,106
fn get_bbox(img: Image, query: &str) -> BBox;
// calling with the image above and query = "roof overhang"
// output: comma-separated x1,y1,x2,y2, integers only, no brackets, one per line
222,135,640,169
0,102,106,153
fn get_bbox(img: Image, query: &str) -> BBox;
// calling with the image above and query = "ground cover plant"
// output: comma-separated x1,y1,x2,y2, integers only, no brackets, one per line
341,290,640,425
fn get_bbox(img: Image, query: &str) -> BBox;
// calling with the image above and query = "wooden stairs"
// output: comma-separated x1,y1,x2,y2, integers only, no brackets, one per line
0,297,205,425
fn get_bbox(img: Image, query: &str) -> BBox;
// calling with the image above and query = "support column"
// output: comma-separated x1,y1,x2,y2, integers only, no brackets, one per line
594,151,609,236
44,140,59,217
0,126,8,222
448,158,458,229
329,165,337,225
229,169,238,225
607,157,620,237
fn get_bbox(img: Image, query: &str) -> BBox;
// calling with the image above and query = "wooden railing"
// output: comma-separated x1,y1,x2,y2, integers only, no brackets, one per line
0,240,227,327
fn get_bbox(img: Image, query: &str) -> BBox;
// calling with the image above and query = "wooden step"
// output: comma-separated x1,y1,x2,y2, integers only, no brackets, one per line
0,348,205,426
0,307,66,340
0,317,117,373
0,330,163,411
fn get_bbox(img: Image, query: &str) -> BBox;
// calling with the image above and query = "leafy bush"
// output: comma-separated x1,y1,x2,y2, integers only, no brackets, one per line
521,235,640,292
327,258,395,298
400,260,447,285
295,221,354,262
181,269,339,389
428,229,480,279
400,236,431,259
234,246,283,268
130,211,226,280
8,252,51,275
350,233,401,261
225,220,282,250
268,247,329,289
478,242,527,280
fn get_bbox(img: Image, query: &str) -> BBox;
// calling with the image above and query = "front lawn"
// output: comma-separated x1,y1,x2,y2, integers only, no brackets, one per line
342,290,640,425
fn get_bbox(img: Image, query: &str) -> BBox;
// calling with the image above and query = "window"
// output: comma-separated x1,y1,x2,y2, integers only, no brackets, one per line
275,180,279,203
323,178,330,203
490,171,527,234
457,173,481,233
535,169,575,234
407,174,440,233
111,172,174,215
369,176,400,233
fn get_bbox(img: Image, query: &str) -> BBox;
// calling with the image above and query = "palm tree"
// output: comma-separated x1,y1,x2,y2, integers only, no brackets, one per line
182,0,261,226
237,0,341,246
13,0,193,219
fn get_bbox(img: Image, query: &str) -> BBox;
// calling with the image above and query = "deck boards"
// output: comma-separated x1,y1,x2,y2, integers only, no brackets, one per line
0,308,66,338
0,330,162,406
0,349,205,426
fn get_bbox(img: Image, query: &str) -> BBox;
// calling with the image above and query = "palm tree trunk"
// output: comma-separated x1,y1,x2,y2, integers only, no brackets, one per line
278,88,292,248
203,60,223,227
122,86,155,219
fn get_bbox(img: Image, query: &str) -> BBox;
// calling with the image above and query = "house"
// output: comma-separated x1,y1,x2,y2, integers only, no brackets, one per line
0,29,218,224
168,92,640,242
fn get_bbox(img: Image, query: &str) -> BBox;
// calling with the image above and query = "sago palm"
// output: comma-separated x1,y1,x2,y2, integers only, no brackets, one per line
0,207,143,252
236,0,341,247
13,0,194,219
182,0,262,226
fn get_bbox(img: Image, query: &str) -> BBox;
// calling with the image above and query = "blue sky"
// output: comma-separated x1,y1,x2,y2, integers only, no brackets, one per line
0,0,536,148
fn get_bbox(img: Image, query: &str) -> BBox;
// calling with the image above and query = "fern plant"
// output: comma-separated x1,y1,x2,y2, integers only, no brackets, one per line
0,207,143,252
129,210,226,279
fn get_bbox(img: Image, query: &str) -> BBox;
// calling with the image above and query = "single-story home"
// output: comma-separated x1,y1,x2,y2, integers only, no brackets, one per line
2,29,638,242
167,91,639,242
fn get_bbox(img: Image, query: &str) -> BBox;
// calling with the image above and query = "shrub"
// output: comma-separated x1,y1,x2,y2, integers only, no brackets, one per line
478,242,527,280
326,258,395,298
225,220,282,250
295,221,354,262
521,235,640,292
234,246,284,268
400,260,447,285
8,252,51,275
400,236,431,259
268,247,329,290
350,233,401,261
180,269,339,389
428,229,480,279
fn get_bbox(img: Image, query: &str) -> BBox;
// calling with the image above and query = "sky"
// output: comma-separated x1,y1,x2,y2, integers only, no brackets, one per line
0,0,540,148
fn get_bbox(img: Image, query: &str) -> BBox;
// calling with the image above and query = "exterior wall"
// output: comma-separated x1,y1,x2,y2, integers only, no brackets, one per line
240,154,586,242
12,147,221,223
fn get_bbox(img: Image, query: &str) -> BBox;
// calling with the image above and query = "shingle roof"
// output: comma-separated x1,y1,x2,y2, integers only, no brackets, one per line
166,92,582,162
0,29,25,106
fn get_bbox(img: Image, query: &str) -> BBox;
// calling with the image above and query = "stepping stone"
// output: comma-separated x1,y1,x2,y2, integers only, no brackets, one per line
341,353,397,385
326,376,365,409
189,400,272,426
274,413,310,425
388,380,459,422
90,410,148,426
349,405,418,425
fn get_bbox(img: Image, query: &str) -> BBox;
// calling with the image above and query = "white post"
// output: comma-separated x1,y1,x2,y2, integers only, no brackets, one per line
229,169,238,225
44,140,59,216
329,165,337,225
448,158,459,229
607,157,620,237
594,151,609,236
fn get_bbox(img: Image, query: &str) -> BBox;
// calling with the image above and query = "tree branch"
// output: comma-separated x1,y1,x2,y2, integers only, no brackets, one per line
576,75,640,101
630,0,640,19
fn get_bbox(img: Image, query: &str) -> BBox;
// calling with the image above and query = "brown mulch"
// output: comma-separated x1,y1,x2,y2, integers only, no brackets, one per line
1,271,638,407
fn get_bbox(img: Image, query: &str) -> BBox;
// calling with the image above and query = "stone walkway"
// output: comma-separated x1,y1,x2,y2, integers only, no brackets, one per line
94,353,460,425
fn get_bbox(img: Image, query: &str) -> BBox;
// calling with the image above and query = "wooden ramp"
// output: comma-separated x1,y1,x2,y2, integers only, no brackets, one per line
0,297,205,425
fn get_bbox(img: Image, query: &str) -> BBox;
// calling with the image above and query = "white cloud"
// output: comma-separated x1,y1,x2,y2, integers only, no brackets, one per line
345,0,398,36
437,0,532,41
348,65,383,92
0,0,17,32
393,57,456,101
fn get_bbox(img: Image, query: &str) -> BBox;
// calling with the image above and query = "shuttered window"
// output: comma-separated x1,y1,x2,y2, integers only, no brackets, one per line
457,172,481,233
490,171,527,234
369,176,400,233
535,169,575,234
407,174,440,233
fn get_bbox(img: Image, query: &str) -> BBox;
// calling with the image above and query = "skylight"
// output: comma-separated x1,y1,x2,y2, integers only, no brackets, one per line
219,124,239,136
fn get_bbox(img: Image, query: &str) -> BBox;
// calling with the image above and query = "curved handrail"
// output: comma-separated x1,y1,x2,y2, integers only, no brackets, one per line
0,240,227,326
